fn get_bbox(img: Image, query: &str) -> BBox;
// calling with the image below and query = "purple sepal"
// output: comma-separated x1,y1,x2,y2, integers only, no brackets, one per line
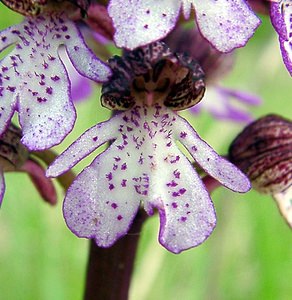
190,86,262,123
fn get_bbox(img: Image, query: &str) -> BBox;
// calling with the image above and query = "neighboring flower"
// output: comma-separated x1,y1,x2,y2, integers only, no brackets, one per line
270,0,292,75
0,124,57,207
229,114,292,227
47,42,250,254
107,0,261,52
165,26,261,122
0,1,111,150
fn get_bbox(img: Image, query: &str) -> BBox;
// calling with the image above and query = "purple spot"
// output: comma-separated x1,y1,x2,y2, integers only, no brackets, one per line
1,36,7,42
51,75,60,81
166,180,178,187
173,169,180,179
180,217,187,222
185,203,189,208
12,30,20,35
172,202,178,208
179,188,186,195
111,203,118,209
180,132,187,138
106,172,113,181
192,146,197,151
74,46,79,51
109,183,115,190
146,9,150,14
117,215,123,221
37,97,47,103
114,156,121,162
127,126,133,132
162,13,167,17
65,35,70,39
121,163,127,170
93,136,98,141
61,25,68,32
144,24,149,29
121,179,127,187
113,164,118,171
46,87,53,95
7,86,16,92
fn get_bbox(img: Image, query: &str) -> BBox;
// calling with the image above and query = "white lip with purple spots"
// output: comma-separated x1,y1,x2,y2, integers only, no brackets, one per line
47,104,250,254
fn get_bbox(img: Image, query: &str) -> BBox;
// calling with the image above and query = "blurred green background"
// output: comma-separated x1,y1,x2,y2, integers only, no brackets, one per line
0,4,291,300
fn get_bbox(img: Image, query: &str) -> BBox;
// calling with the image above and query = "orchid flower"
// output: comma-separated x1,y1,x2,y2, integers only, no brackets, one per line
0,2,111,150
107,0,261,52
47,42,250,254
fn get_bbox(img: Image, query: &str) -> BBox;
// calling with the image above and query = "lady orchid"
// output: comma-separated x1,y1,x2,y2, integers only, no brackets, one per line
0,0,111,150
47,42,251,254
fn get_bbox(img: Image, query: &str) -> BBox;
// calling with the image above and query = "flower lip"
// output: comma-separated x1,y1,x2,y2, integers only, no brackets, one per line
101,42,205,111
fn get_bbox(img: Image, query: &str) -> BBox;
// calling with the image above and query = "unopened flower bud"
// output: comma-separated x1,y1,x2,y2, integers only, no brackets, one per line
0,124,29,172
229,114,292,194
229,114,292,227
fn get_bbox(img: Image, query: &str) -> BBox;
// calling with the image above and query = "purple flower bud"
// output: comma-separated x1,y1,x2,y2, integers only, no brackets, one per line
229,114,292,227
229,114,292,194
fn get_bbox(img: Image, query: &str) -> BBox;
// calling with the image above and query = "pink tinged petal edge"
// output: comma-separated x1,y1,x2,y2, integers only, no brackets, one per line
270,1,292,75
192,0,261,52
0,170,5,207
20,159,57,205
46,117,120,177
175,116,251,193
0,13,110,151
108,0,181,49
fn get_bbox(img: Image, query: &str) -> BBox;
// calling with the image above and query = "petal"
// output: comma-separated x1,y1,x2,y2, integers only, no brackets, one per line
0,13,110,150
192,0,261,52
0,170,5,207
148,144,216,254
175,115,251,192
46,117,120,177
20,159,57,205
108,0,181,49
63,133,146,247
59,47,92,102
270,1,292,75
191,86,261,123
